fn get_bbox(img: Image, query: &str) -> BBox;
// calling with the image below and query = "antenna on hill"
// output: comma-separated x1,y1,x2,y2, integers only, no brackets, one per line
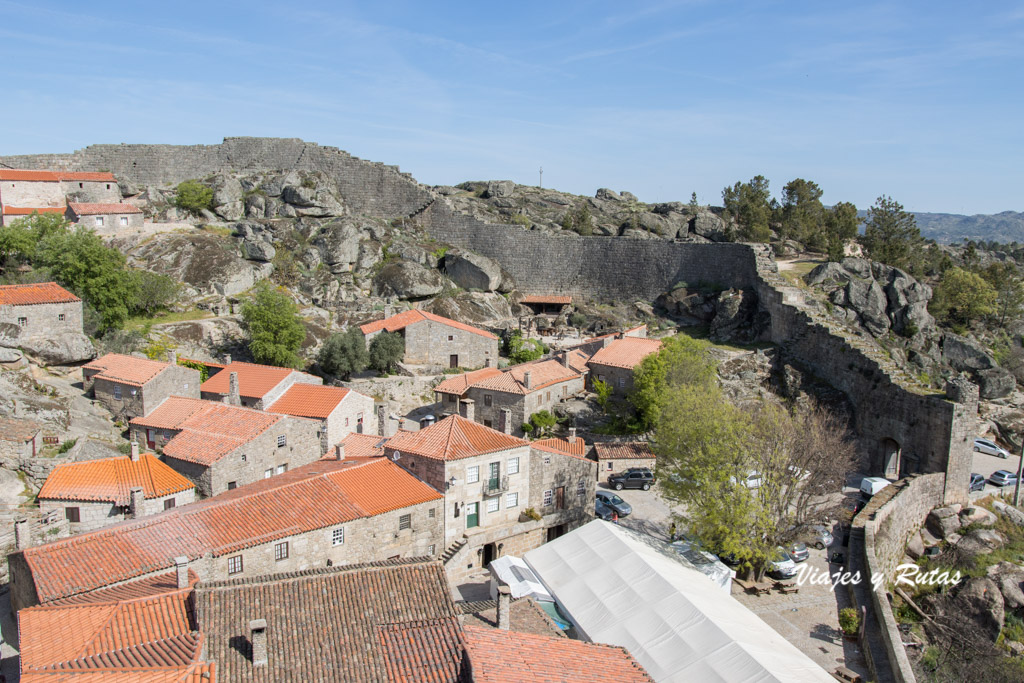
539,166,543,189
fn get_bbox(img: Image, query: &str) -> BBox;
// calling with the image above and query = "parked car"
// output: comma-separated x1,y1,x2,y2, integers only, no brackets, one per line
608,467,654,491
975,437,1010,459
768,547,798,578
787,542,810,563
595,490,632,517
989,470,1019,487
595,498,617,521
799,524,834,550
730,471,763,489
970,473,987,492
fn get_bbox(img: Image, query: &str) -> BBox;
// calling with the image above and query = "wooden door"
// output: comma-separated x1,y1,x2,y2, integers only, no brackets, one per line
466,502,479,528
555,486,565,510
450,354,459,368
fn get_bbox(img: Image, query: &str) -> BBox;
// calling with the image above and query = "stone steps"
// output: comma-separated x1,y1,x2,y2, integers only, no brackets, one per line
441,536,468,565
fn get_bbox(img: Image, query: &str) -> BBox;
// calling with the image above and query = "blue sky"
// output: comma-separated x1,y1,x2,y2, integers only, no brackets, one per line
2,1,1022,215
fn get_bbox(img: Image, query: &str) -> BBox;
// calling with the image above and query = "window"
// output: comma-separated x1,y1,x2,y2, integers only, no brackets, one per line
543,456,551,464
507,457,519,475
607,462,613,471
546,391,551,402
484,394,493,407
447,394,457,403
227,481,237,490
345,417,350,426
65,507,80,523
332,527,345,546
466,466,479,484
428,508,436,518
113,386,122,400
228,555,243,575
506,492,518,508
17,317,27,327
274,541,289,561
399,514,411,530
264,469,273,479
577,480,586,496
58,313,65,322
486,497,500,513
106,183,111,190
164,498,176,510
94,216,104,227
79,182,83,188
277,435,286,447
276,463,288,475
618,377,626,389
447,335,454,341
484,419,492,428
428,544,436,555
120,216,128,227
543,489,553,506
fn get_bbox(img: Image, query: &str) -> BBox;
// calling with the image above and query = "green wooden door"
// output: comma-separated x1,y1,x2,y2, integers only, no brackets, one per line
466,502,479,528
487,462,500,491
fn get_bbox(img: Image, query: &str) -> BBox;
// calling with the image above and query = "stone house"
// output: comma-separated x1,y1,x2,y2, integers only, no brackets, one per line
83,352,200,419
0,169,119,214
587,336,662,395
66,202,144,233
266,383,378,450
434,354,586,436
592,442,657,480
0,205,65,226
529,432,598,539
360,308,499,369
0,416,43,463
128,396,322,497
0,282,83,338
8,456,444,611
520,294,572,316
200,360,322,409
36,443,196,532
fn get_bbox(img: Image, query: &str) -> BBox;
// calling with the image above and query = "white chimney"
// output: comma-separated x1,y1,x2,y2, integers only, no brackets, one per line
334,443,345,461
250,619,268,666
228,372,240,406
129,487,145,518
497,585,511,630
568,428,577,444
224,353,232,365
130,441,140,462
13,519,29,549
167,350,177,365
460,398,475,422
174,556,189,589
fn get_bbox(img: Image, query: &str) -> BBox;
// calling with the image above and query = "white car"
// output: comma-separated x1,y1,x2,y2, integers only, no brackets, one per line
974,438,1010,459
768,547,797,578
730,471,763,489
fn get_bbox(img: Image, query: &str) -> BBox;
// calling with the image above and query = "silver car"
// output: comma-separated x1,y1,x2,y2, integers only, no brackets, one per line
769,547,797,578
975,438,1010,459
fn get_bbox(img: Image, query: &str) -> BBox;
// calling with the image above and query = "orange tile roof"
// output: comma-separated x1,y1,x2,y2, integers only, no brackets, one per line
564,348,591,374
385,414,527,461
21,458,441,604
57,171,117,182
1,206,66,215
20,665,216,683
434,366,503,396
532,436,590,460
359,308,498,339
0,281,79,306
320,432,387,460
83,353,169,387
585,323,648,343
588,337,662,369
462,624,653,683
67,202,142,215
38,454,194,505
520,295,572,305
48,569,199,607
0,170,116,182
199,361,311,400
130,397,284,466
267,383,352,420
593,442,657,460
471,358,582,395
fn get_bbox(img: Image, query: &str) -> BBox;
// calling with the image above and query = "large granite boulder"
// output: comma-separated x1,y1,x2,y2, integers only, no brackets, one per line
987,562,1024,609
845,277,890,336
314,221,364,272
484,181,515,199
242,238,276,262
926,506,962,539
805,262,850,287
443,249,503,292
976,367,1016,399
373,260,445,299
281,183,345,217
425,291,514,324
924,577,1004,643
942,333,995,372
691,211,728,242
7,332,96,366
126,232,271,297
211,176,244,221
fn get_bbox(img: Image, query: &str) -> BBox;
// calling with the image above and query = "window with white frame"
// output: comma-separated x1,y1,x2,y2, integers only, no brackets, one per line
332,527,345,546
505,491,518,508
399,514,411,530
543,489,553,506
606,462,613,470
276,463,287,475
507,457,519,475
120,216,128,227
486,497,500,513
466,466,479,484
17,317,27,327
428,544,436,555
113,385,122,400
576,480,585,496
618,377,626,389
227,555,243,575
264,468,273,479
277,434,286,447
94,216,104,227
274,541,288,561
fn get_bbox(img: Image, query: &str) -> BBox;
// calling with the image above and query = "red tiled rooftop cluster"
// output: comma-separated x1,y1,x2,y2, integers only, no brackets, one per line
359,308,498,340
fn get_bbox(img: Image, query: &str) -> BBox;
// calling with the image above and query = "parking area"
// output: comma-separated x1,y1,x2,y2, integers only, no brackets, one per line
971,447,1023,499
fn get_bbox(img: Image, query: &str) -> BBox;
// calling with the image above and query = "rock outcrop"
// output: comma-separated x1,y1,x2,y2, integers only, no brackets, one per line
373,260,446,299
442,249,508,292
0,332,95,366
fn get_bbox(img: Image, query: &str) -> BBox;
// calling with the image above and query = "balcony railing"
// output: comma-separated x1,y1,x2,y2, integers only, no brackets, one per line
482,475,509,496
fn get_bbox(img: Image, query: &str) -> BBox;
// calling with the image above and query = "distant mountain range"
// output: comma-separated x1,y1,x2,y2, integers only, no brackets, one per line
855,210,1024,245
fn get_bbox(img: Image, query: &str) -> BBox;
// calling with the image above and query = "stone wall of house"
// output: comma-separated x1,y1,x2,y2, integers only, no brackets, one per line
597,456,657,480
60,179,120,203
0,300,83,339
588,363,636,396
529,448,597,534
92,365,201,420
383,320,498,368
38,489,197,534
0,180,65,208
324,391,377,447
71,211,144,234
0,433,41,463
464,375,584,437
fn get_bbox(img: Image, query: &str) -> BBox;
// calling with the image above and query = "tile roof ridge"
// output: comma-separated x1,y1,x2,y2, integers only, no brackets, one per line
196,555,441,591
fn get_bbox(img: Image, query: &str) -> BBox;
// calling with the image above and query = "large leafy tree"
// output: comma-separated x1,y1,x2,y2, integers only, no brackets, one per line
980,262,1024,328
318,327,369,379
241,282,306,368
823,201,860,262
780,178,825,248
722,175,772,242
368,331,405,373
630,335,718,431
859,196,923,271
930,267,997,330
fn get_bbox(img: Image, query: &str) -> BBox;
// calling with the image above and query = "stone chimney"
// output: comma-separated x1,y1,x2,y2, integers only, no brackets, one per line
129,487,145,519
484,357,493,368
384,304,393,319
460,398,475,422
174,556,189,589
228,372,240,406
224,353,232,365
568,428,577,444
523,371,533,391
13,519,29,550
602,337,613,349
333,443,345,461
501,408,513,435
561,353,570,368
497,585,511,630
249,619,268,666
129,441,140,462
167,350,177,366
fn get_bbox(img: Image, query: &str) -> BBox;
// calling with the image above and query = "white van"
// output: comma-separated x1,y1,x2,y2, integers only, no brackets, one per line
860,477,890,499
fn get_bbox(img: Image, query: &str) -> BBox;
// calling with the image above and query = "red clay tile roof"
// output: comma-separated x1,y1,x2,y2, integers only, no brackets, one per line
38,454,194,505
320,432,387,460
520,295,572,305
267,383,352,420
57,172,117,182
20,665,216,682
359,308,498,339
21,458,441,604
564,348,591,374
199,361,313,400
462,623,653,683
0,281,79,306
593,442,657,460
83,353,169,387
588,337,662,369
385,414,527,461
130,397,285,466
0,170,115,182
0,415,42,442
585,323,649,343
19,588,200,674
194,559,461,683
532,436,590,460
458,596,566,638
48,569,199,607
1,206,66,216
434,367,504,396
67,202,142,215
471,358,581,396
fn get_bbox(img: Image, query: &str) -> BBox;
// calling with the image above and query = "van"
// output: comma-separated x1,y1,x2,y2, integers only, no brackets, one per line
859,477,890,499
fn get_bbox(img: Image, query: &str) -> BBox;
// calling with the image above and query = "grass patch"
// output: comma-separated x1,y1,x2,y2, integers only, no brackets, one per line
124,309,212,332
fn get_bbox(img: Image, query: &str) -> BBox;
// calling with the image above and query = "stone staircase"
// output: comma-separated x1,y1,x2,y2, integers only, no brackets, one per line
440,536,468,565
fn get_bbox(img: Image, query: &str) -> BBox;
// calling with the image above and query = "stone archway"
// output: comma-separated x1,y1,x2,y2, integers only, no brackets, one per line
882,438,901,480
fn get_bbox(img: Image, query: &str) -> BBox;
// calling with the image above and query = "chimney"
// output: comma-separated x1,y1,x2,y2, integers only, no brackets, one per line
568,428,577,444
333,443,345,461
129,441,140,462
602,337,613,349
167,350,177,366
523,371,533,390
174,556,189,589
13,519,29,549
484,357,493,368
228,372,240,406
224,353,232,365
459,398,475,422
384,304,393,319
561,353,570,368
129,487,145,518
249,619,268,666
501,408,512,435
497,585,511,630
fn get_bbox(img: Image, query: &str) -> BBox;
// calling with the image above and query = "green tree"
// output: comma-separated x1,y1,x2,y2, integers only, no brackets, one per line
528,410,558,438
823,201,860,262
504,330,546,364
241,282,306,367
593,378,612,413
128,270,180,316
688,192,700,214
780,178,825,247
630,335,718,431
318,327,369,379
368,331,405,374
931,267,998,329
859,196,923,271
722,175,772,242
980,262,1024,328
561,203,593,236
174,180,214,215
568,311,587,329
